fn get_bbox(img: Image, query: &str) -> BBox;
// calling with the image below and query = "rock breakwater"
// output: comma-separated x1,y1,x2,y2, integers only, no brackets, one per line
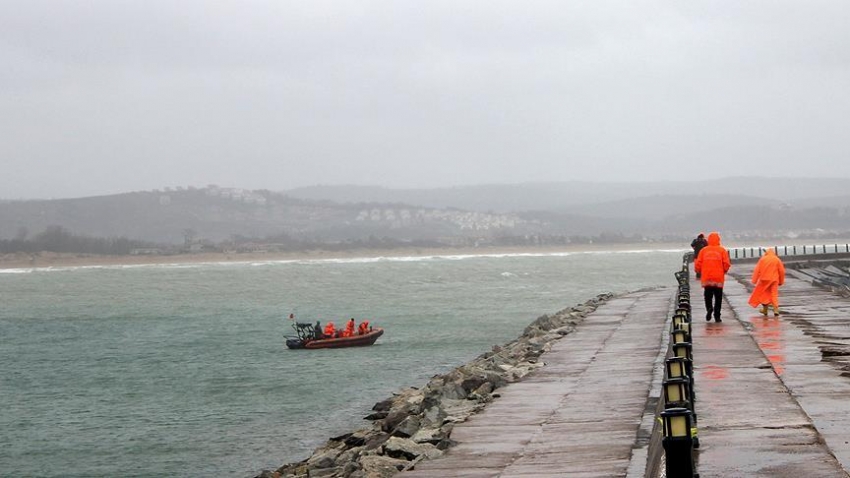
257,293,615,478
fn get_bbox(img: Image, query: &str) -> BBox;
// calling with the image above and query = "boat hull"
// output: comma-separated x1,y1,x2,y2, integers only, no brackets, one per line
287,328,384,350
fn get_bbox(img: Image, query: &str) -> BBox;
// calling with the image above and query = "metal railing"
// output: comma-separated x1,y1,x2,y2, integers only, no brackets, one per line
727,243,850,260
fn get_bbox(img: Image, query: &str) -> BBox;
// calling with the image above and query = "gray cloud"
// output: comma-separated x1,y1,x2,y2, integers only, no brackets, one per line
2,0,849,198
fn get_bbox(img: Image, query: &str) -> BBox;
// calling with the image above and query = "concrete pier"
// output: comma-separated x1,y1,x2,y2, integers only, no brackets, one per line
403,262,850,477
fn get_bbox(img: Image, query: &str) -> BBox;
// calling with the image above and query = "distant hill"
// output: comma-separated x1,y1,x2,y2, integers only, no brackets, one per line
0,187,537,245
2,180,850,248
559,194,776,220
285,177,850,212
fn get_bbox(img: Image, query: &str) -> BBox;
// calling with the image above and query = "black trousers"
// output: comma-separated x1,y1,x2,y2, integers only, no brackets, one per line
704,286,723,318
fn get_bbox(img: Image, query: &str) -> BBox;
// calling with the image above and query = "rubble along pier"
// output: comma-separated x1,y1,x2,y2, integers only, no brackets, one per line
403,259,850,477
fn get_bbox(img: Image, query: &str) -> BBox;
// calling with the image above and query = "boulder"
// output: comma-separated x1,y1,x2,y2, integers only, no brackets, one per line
460,375,487,394
308,467,341,477
380,409,411,433
371,397,394,412
470,381,494,399
336,446,363,466
411,426,450,445
391,415,421,438
364,411,388,421
362,432,391,451
420,405,446,427
383,437,444,461
253,471,280,478
359,455,407,478
306,444,344,469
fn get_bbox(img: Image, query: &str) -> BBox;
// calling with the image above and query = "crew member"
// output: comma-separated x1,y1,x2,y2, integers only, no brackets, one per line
343,318,356,337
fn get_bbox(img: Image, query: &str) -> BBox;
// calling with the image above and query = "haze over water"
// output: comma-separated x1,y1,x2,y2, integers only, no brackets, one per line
1,249,683,477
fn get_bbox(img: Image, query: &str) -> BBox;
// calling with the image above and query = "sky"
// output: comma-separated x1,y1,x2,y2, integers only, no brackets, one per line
1,1,849,199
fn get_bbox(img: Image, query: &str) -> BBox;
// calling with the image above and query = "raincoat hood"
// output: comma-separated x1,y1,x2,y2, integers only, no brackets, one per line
707,232,721,246
764,249,776,257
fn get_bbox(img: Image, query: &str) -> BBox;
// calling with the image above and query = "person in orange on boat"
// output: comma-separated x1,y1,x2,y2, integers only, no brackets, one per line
748,248,786,317
694,231,731,323
342,318,356,337
358,320,370,335
323,321,336,339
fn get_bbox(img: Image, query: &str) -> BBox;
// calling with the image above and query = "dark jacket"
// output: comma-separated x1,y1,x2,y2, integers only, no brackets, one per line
691,235,708,260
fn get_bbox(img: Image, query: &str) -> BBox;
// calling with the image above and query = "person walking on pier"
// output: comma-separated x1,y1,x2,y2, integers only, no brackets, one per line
690,233,708,278
748,248,786,316
694,231,731,322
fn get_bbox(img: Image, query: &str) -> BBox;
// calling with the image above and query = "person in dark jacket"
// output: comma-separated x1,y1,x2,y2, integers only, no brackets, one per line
690,233,708,278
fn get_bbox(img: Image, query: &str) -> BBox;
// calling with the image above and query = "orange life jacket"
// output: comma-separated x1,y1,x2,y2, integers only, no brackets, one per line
358,321,370,335
323,322,336,337
343,319,355,337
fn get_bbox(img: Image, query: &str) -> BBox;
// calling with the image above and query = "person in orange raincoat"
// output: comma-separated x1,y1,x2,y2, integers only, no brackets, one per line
342,318,356,337
694,231,731,322
748,249,785,316
323,322,336,338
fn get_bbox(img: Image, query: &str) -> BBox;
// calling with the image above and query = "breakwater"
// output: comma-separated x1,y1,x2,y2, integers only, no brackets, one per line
257,293,616,478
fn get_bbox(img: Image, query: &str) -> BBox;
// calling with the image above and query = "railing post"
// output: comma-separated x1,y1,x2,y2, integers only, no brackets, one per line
661,408,696,478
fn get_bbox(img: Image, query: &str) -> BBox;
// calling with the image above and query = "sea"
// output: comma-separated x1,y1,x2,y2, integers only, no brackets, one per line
0,248,685,477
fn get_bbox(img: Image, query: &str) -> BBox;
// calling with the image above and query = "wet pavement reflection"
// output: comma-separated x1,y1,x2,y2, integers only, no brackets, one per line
750,316,786,375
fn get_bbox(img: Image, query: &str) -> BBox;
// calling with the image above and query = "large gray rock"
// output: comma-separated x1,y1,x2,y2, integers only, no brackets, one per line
411,426,451,445
383,437,444,461
336,447,363,466
420,404,446,426
359,455,407,478
308,467,341,477
391,415,421,438
305,440,346,469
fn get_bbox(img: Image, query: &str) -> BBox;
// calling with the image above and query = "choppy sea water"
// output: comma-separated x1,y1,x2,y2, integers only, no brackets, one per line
0,249,684,477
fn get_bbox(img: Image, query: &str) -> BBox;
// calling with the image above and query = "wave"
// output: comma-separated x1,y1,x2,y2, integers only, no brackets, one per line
0,248,689,274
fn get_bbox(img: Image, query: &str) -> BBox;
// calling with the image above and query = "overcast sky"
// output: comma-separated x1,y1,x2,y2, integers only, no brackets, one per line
1,1,849,199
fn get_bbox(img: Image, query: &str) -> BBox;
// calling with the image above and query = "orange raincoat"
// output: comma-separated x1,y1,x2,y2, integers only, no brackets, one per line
748,249,785,308
693,232,731,287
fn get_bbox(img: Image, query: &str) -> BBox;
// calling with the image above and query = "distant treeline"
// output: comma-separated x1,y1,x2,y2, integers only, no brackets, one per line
0,225,157,255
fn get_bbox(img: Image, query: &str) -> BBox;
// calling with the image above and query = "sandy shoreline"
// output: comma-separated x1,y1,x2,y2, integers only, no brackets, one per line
0,243,690,270
5,238,850,271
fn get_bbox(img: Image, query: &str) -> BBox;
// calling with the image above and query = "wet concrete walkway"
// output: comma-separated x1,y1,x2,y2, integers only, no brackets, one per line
696,266,850,477
402,262,850,477
404,288,673,477
691,266,850,478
